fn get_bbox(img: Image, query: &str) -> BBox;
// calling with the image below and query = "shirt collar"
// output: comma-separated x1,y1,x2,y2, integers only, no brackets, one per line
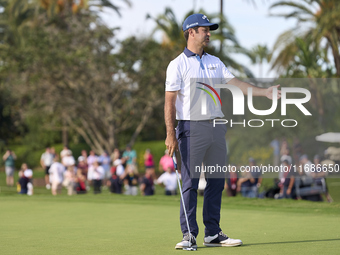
183,47,207,57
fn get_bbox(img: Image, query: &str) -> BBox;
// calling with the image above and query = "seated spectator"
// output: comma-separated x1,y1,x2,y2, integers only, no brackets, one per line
280,148,292,179
76,156,89,192
87,160,105,194
300,154,313,177
237,158,261,198
63,166,75,196
140,168,155,196
225,169,238,197
156,166,177,195
77,156,88,178
49,156,65,196
277,160,296,199
74,168,87,194
121,164,139,196
313,155,333,202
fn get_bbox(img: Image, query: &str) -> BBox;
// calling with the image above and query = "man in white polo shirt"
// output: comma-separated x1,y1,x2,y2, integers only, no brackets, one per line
165,13,280,250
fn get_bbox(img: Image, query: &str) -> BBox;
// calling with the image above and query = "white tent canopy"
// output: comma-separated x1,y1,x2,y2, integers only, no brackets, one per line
315,132,340,143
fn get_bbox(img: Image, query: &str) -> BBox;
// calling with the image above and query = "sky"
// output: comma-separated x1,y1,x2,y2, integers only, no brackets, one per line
100,0,298,78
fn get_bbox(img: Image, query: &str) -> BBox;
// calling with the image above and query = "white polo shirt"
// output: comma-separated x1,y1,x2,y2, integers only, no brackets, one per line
165,47,235,120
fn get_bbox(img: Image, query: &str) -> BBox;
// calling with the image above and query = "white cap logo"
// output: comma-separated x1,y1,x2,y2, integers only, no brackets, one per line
202,15,209,21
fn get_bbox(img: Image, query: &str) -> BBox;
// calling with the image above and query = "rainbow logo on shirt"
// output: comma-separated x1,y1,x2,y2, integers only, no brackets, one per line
196,82,222,106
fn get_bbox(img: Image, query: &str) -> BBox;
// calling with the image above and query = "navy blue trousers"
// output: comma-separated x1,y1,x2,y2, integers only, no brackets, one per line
176,120,227,237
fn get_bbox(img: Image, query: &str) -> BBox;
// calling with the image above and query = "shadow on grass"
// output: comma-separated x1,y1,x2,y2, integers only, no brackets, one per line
244,238,340,247
197,238,340,249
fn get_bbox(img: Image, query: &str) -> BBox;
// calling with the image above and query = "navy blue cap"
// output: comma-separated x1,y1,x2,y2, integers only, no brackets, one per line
182,14,219,31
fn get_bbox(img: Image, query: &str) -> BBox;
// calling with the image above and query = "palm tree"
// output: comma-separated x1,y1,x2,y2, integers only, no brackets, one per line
251,44,269,77
269,0,340,76
147,7,254,77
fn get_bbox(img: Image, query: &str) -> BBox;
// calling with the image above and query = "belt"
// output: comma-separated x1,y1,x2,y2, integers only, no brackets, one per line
179,118,221,123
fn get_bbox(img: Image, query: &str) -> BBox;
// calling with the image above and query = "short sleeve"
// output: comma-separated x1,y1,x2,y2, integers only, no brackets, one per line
220,60,235,83
165,60,182,91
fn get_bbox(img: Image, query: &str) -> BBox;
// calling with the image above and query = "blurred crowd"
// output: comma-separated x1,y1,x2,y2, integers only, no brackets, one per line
3,145,178,197
2,137,338,202
222,137,335,202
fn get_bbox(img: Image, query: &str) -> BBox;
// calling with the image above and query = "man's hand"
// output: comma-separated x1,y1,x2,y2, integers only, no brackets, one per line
165,133,178,157
286,187,292,195
265,85,281,100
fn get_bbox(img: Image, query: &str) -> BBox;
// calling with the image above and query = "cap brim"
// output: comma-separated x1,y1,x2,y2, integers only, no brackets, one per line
202,23,219,31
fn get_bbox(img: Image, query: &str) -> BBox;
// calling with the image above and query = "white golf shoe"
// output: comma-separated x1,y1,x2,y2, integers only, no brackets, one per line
175,234,197,249
203,231,242,247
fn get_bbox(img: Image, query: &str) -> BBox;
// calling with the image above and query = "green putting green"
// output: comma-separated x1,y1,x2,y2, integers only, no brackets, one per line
0,191,339,255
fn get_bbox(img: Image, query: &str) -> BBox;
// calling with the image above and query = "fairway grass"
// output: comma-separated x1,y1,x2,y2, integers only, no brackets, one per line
1,193,340,255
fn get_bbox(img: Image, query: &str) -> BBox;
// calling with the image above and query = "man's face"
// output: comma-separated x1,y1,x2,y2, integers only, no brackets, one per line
191,26,211,47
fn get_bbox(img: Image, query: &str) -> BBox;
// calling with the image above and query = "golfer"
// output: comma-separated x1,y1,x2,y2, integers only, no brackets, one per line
164,13,280,249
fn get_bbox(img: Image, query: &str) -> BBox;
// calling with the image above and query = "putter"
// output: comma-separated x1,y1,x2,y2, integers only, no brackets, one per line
173,154,197,251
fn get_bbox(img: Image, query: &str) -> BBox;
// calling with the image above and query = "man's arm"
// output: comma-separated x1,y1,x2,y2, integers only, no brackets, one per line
164,91,178,157
228,78,281,99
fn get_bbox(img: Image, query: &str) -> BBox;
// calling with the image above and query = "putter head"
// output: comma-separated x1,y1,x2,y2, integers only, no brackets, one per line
183,247,197,251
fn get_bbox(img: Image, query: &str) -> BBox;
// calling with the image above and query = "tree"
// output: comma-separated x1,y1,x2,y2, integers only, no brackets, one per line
251,44,269,77
269,0,340,76
148,7,254,77
1,0,172,154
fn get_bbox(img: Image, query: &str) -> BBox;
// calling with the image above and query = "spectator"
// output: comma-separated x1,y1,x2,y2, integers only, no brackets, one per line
270,138,280,166
144,149,155,178
3,149,16,187
237,171,256,198
280,148,293,179
63,166,75,196
300,154,313,177
87,150,98,169
249,158,262,197
277,160,295,199
122,145,137,167
121,164,139,195
40,147,54,190
77,156,88,179
87,160,104,194
313,155,333,202
17,163,33,195
62,150,75,168
159,149,174,172
60,145,71,159
81,150,88,163
50,147,56,158
110,158,125,194
99,151,111,185
225,169,238,197
140,168,155,196
74,168,87,194
49,156,65,196
156,166,178,195
237,159,261,199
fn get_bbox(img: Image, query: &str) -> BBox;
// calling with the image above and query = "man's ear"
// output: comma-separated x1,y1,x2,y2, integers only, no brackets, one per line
188,28,195,38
